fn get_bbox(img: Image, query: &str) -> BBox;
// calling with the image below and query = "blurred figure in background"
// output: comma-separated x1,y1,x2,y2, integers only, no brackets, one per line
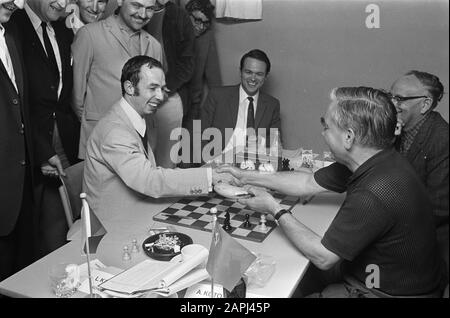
66,0,109,34
181,0,221,167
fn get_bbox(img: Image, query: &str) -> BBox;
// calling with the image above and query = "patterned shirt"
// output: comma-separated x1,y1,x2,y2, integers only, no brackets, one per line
399,113,430,154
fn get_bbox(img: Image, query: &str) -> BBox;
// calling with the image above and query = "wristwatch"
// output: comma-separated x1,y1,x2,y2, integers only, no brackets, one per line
274,209,292,224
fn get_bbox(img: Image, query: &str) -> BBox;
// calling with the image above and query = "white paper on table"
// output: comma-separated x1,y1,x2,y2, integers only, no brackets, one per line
184,281,225,298
151,268,210,297
78,269,115,294
159,248,208,288
98,248,209,295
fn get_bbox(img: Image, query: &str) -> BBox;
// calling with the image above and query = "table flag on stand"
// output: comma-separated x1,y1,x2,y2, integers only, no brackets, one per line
206,221,256,292
80,193,106,255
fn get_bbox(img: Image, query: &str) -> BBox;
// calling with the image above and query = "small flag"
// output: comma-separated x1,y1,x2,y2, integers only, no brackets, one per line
206,221,256,292
81,194,106,255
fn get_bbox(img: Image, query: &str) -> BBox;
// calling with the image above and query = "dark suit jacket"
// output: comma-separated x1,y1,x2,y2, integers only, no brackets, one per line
161,1,195,114
395,111,449,277
0,23,35,235
11,10,80,167
201,85,281,151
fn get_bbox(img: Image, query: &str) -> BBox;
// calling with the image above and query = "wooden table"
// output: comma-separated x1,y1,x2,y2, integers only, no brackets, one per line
0,193,344,298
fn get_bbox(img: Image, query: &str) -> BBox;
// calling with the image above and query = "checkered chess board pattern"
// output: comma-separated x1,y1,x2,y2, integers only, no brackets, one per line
153,192,300,242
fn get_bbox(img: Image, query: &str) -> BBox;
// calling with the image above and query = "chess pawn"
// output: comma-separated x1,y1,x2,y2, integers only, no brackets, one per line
259,214,267,231
131,239,139,253
122,246,131,261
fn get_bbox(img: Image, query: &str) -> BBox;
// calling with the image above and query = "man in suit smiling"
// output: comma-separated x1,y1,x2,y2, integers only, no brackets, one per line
83,56,233,224
11,0,81,257
201,49,281,160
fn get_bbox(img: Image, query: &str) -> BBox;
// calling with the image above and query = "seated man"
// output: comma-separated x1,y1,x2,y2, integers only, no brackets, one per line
83,56,231,223
201,49,281,161
219,87,444,297
390,70,449,277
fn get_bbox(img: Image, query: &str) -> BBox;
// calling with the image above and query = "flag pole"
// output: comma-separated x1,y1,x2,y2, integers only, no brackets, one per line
80,193,95,298
210,207,217,298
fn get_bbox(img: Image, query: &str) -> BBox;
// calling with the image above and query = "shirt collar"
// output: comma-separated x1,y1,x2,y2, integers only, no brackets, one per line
25,4,44,30
114,15,141,37
0,24,4,36
347,148,396,185
120,97,147,137
239,85,259,105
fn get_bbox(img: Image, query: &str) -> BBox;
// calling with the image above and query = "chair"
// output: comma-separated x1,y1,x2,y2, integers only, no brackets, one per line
58,161,84,240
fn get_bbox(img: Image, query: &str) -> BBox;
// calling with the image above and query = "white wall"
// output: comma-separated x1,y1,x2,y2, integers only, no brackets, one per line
213,0,449,151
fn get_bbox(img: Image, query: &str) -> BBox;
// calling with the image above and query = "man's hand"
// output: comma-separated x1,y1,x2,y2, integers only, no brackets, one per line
212,168,239,186
237,187,283,216
215,165,250,186
41,154,66,178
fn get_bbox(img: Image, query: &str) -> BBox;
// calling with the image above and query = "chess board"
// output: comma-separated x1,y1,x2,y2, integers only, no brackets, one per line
153,192,300,243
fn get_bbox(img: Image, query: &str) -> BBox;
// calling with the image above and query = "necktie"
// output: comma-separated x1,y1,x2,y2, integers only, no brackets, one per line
41,22,59,82
246,96,255,129
140,129,148,153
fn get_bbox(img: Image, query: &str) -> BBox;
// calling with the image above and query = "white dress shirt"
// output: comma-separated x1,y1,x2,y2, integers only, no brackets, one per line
223,85,259,153
0,24,18,92
25,4,63,98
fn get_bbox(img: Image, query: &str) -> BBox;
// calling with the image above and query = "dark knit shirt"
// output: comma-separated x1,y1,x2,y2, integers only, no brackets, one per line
314,148,442,296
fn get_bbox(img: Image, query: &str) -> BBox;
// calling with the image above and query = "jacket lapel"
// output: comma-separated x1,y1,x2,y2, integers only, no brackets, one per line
115,101,154,163
228,85,240,127
255,93,268,129
406,113,434,162
140,32,150,55
4,30,23,98
18,10,51,70
106,16,132,57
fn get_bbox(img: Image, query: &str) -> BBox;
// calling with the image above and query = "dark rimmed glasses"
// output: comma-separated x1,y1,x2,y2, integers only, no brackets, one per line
389,94,429,103
190,14,211,28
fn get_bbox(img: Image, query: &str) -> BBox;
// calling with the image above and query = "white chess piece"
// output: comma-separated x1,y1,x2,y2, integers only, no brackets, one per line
131,239,139,253
259,214,267,231
122,246,131,261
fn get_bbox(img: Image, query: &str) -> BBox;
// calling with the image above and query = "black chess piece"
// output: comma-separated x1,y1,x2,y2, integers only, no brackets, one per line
243,214,251,228
282,158,291,171
222,212,232,232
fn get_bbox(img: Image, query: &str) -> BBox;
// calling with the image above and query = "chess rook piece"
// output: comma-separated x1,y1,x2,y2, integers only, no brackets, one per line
122,246,131,261
243,214,252,228
131,239,139,253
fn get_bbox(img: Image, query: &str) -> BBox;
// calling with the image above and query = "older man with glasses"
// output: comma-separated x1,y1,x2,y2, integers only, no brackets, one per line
390,71,449,287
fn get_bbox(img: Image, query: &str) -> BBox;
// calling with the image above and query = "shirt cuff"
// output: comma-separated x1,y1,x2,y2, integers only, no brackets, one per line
207,167,213,192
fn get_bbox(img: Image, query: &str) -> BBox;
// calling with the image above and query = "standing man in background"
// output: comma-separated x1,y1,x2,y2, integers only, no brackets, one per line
72,0,163,159
0,0,37,281
66,0,109,34
11,0,81,257
144,0,195,168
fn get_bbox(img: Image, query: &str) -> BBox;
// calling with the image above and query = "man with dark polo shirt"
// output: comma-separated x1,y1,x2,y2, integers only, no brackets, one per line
218,87,444,297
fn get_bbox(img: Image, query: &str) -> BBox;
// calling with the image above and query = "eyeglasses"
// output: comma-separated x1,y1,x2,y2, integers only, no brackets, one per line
389,94,429,103
190,14,211,28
